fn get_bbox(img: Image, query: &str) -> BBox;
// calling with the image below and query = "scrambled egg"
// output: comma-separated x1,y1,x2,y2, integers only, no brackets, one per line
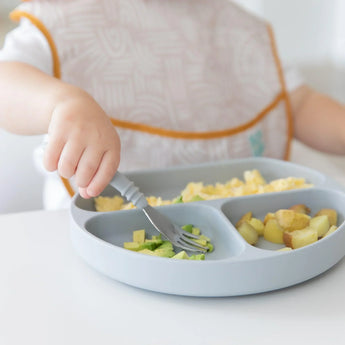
94,169,313,212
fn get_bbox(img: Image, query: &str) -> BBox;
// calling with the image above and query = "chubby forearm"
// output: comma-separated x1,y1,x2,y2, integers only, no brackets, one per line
290,85,345,155
0,61,121,197
0,61,82,135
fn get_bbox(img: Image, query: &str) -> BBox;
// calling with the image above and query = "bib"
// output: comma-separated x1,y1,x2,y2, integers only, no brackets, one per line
11,0,293,197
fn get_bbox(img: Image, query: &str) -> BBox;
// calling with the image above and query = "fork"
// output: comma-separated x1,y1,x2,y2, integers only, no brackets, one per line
110,171,209,253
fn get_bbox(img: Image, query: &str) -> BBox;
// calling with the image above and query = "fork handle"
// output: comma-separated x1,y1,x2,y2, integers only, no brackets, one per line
110,171,148,209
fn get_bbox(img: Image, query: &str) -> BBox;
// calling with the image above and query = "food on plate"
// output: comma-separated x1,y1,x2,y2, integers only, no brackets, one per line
123,226,213,259
289,204,311,214
309,215,330,237
322,225,338,238
263,219,284,244
94,195,125,212
235,211,252,228
236,205,340,250
275,209,311,232
314,208,337,226
247,217,265,236
237,222,259,245
263,212,275,224
94,169,313,212
283,228,318,249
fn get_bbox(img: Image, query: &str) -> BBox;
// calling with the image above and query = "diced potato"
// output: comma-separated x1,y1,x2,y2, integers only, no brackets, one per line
237,221,258,245
263,212,275,225
264,219,284,244
235,212,252,228
322,225,338,238
315,209,337,226
309,215,330,238
283,228,318,249
275,209,310,232
248,217,265,236
289,204,311,215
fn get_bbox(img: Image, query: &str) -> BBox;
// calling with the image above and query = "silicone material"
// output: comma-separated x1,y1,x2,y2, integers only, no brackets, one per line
70,157,345,296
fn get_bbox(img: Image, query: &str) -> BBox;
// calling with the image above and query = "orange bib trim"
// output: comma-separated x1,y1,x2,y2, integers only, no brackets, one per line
10,10,61,79
111,91,285,139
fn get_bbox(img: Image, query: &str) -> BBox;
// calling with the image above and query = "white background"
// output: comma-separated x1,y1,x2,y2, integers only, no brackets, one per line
1,0,345,213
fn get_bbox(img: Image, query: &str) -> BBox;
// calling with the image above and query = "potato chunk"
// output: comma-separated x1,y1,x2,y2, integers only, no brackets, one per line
309,215,330,238
315,209,337,227
275,209,310,232
248,217,265,236
289,204,311,214
237,221,259,245
322,225,338,238
264,219,284,244
235,211,252,228
263,212,275,225
283,228,318,249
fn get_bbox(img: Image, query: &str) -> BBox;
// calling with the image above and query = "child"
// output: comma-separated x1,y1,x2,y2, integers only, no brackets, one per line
1,0,345,209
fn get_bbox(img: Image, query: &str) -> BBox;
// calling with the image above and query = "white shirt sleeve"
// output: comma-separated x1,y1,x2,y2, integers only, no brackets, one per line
0,18,53,76
284,65,304,93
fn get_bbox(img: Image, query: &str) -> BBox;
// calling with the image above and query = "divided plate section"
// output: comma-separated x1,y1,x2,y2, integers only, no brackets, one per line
73,157,328,212
221,188,345,251
70,186,345,296
83,203,245,260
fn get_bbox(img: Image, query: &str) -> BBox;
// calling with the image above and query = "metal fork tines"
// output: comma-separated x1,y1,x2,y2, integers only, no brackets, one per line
143,205,208,253
110,171,209,253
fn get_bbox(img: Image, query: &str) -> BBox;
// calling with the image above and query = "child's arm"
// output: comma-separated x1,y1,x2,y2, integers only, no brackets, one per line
290,85,345,155
0,61,121,199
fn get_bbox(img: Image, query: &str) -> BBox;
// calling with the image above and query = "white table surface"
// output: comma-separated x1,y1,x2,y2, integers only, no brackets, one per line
2,143,345,345
1,205,345,344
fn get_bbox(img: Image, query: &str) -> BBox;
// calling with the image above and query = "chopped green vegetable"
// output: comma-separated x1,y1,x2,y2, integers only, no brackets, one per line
192,227,201,236
192,238,208,246
173,195,184,203
189,254,205,260
138,249,157,256
172,251,189,260
133,229,145,243
123,242,141,251
206,243,214,252
189,195,204,202
124,225,214,259
182,224,193,233
154,248,175,258
157,241,174,250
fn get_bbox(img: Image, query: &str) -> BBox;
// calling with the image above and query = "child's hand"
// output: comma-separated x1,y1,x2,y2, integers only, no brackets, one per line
43,91,121,199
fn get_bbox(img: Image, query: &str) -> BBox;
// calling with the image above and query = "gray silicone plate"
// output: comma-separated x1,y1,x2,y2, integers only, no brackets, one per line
70,157,345,296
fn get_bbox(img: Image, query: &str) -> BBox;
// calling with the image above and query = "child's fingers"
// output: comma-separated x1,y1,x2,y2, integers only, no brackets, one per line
75,148,103,188
78,187,91,199
85,150,118,197
57,141,84,178
43,137,65,172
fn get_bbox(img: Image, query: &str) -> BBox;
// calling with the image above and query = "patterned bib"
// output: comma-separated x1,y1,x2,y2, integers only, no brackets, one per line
11,0,292,196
